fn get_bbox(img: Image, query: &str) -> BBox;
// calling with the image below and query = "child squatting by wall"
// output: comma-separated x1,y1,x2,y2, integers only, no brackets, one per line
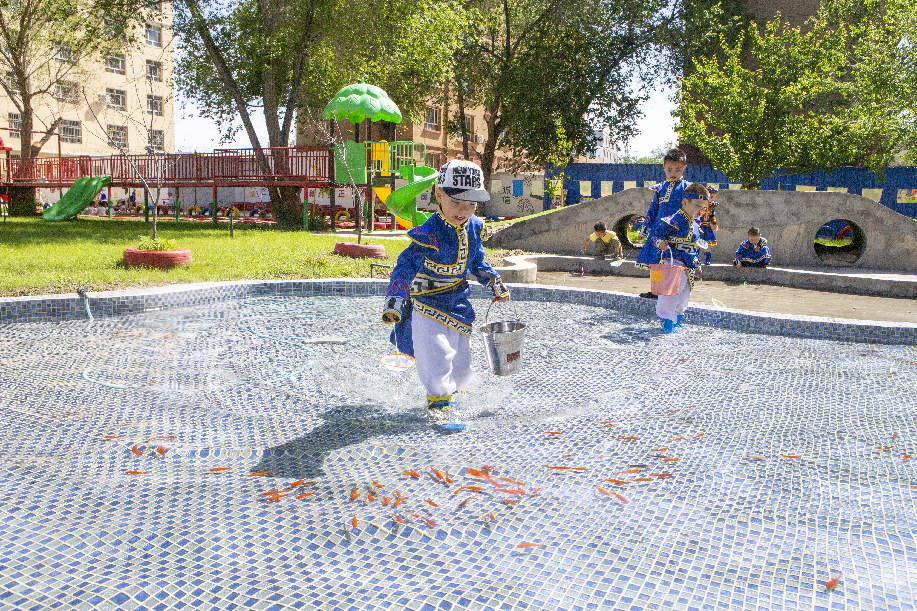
652,182,710,333
581,221,623,260
382,160,510,426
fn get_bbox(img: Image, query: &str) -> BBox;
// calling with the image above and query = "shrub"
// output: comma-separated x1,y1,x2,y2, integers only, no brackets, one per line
138,236,180,251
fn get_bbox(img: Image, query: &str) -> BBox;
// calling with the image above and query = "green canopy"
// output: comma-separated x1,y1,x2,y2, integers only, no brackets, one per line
322,83,402,124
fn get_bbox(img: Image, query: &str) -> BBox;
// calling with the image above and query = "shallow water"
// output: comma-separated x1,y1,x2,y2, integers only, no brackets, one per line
0,296,915,610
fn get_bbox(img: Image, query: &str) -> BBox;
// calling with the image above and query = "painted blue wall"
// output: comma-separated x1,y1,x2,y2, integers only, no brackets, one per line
547,164,917,218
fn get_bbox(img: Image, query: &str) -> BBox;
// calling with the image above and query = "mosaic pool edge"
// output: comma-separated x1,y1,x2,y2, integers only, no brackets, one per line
2,278,915,345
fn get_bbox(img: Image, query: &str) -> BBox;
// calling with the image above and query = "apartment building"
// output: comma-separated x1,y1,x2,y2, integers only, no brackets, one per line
0,7,175,158
392,102,516,171
580,127,619,164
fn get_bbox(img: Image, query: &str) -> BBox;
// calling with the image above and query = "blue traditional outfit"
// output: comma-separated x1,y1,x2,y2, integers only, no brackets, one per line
698,199,717,265
382,210,509,408
734,238,771,267
635,179,690,269
652,200,703,332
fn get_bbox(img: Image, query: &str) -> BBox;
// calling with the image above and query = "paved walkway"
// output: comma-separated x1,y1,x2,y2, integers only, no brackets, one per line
534,271,917,323
327,230,916,323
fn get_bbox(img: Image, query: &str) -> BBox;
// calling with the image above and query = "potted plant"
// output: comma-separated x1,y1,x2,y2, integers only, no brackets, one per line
81,72,191,268
123,236,192,269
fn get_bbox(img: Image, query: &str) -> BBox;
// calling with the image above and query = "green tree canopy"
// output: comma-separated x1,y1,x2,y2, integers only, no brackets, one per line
445,0,669,184
677,8,917,189
175,0,464,228
175,0,463,145
818,0,917,164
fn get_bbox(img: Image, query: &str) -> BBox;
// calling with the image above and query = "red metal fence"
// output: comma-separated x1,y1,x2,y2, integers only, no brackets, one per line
2,147,332,188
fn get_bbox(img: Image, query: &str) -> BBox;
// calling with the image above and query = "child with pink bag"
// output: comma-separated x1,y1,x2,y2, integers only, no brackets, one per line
651,182,710,333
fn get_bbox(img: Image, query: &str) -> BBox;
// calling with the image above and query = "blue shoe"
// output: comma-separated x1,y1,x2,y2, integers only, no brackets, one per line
663,319,677,334
704,252,712,266
426,394,465,431
674,315,683,327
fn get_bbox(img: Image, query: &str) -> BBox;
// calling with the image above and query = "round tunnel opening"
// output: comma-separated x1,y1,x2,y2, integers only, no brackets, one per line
813,219,865,265
616,214,647,250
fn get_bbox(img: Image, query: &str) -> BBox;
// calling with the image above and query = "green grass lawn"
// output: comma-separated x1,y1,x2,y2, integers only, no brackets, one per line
0,217,413,297
813,238,854,247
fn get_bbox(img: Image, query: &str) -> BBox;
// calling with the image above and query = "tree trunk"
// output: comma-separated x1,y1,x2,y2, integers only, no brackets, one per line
20,95,33,161
480,113,502,190
29,117,61,158
456,77,470,160
8,186,37,216
270,185,303,229
14,94,35,180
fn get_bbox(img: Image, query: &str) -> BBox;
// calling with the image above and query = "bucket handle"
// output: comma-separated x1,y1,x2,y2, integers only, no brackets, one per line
662,245,674,267
484,296,519,326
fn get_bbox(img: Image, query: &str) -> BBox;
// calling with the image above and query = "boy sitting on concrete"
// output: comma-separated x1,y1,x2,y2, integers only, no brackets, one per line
734,227,771,267
581,221,623,260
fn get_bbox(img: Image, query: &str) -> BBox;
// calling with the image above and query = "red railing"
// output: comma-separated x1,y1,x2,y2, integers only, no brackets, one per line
1,147,332,187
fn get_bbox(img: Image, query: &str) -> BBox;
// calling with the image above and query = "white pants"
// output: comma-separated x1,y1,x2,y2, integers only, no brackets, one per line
412,311,473,399
655,268,691,322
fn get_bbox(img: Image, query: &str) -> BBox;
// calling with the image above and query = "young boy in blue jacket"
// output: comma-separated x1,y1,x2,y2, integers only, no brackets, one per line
382,160,510,429
636,148,689,298
652,182,710,333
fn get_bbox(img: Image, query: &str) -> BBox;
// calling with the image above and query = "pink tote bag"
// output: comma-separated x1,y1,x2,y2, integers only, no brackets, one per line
649,249,682,296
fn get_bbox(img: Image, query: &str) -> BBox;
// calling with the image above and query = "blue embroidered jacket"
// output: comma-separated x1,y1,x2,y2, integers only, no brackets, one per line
653,209,702,289
698,200,718,244
636,179,690,267
382,211,508,355
735,238,771,266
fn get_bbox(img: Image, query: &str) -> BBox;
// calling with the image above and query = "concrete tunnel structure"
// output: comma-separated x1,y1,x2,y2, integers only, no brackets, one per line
485,188,917,273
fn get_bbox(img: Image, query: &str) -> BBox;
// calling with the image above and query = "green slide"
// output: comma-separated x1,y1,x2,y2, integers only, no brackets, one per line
43,176,112,221
387,165,437,229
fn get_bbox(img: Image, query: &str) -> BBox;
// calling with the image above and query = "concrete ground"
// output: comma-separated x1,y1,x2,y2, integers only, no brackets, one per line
534,271,917,323
329,228,917,324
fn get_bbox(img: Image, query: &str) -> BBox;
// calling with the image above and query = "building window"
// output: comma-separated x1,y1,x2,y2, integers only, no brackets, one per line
107,124,128,149
149,130,164,151
145,25,162,47
105,53,126,75
8,112,20,139
106,88,127,111
423,107,440,132
146,94,163,116
461,115,473,136
60,119,82,143
54,81,79,103
54,43,74,64
146,60,162,82
4,72,18,96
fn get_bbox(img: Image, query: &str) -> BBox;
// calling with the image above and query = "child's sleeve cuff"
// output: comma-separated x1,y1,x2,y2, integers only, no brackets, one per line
489,276,510,299
382,296,405,323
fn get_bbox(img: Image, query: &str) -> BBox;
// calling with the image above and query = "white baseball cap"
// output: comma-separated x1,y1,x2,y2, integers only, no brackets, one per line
437,159,490,203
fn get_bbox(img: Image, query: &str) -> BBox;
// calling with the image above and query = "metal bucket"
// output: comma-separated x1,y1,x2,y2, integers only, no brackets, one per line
479,300,526,376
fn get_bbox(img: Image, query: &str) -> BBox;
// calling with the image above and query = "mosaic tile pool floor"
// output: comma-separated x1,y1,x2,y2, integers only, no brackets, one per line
0,295,915,611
